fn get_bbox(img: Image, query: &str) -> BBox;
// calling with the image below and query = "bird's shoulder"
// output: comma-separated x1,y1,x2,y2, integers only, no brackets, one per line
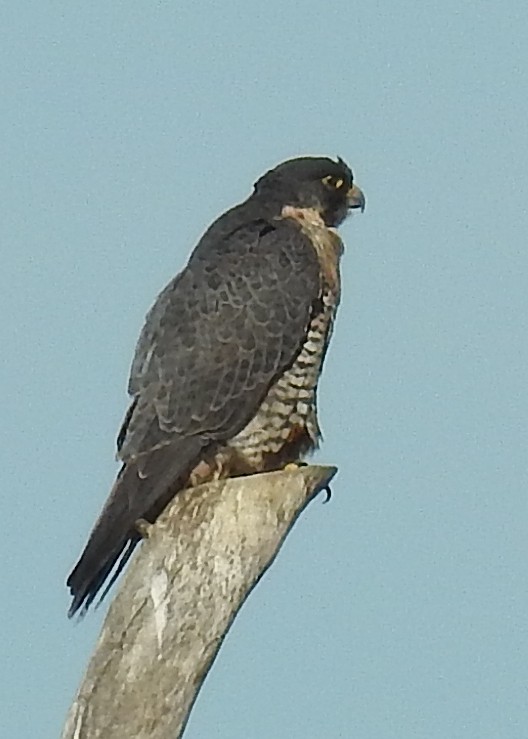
128,201,320,396
191,199,317,263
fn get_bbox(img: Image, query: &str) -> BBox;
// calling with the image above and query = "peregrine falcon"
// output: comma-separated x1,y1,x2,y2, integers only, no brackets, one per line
67,156,365,616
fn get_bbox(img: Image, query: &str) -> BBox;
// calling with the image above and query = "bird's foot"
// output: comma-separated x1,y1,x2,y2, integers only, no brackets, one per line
282,461,331,500
135,518,154,538
283,461,307,472
283,462,299,472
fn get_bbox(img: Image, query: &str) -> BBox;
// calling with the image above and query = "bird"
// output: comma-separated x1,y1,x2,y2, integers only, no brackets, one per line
67,155,365,617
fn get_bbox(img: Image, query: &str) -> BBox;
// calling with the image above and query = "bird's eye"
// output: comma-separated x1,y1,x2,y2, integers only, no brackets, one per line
322,175,345,189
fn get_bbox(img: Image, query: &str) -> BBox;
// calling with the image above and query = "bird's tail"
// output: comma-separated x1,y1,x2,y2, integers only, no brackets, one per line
67,437,206,617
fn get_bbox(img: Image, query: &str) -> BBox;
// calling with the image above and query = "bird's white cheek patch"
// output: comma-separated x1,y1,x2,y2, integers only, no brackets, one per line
150,569,169,649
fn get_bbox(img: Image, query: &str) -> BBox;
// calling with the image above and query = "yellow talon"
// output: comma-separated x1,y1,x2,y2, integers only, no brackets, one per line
283,462,301,472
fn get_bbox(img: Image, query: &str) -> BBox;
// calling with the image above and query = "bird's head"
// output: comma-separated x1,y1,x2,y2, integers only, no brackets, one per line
253,156,365,227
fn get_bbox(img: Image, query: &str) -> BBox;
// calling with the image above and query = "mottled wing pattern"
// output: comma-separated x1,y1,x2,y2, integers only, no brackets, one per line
67,216,321,615
119,218,321,464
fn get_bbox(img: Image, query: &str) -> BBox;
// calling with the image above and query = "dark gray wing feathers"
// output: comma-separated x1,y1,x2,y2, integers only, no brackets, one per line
120,220,320,459
67,215,321,615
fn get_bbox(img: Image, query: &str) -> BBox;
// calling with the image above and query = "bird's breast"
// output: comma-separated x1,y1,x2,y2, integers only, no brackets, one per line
226,283,338,472
191,207,344,479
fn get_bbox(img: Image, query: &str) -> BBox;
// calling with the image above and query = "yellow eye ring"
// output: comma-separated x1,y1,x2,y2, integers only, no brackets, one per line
322,175,344,189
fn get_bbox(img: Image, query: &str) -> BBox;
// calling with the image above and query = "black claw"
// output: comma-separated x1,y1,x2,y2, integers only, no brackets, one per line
321,485,332,503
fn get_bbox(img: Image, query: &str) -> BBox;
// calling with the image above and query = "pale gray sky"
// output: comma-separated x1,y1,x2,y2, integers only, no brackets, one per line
1,2,527,737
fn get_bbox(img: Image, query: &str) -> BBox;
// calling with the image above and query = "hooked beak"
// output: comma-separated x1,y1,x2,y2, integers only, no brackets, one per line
347,183,366,213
